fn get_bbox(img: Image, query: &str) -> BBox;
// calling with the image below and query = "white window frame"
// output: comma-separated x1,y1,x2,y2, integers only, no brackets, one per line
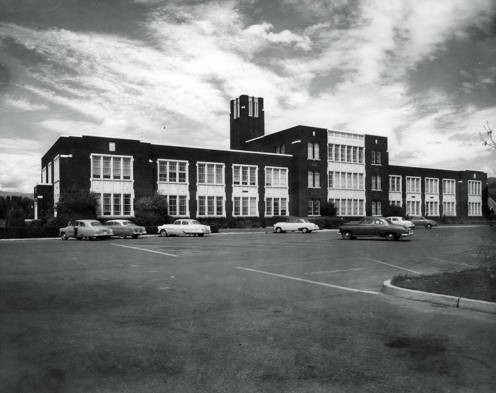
233,164,258,187
425,177,439,194
265,166,288,187
406,176,421,194
308,170,320,188
442,179,456,195
468,180,481,196
90,154,133,181
157,159,189,184
389,175,401,193
197,162,225,185
233,196,258,217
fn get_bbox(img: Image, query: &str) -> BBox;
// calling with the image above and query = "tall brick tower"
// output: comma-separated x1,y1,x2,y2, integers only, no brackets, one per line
230,95,265,150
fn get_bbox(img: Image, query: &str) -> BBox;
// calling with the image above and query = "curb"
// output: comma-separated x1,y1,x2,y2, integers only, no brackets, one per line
382,279,496,314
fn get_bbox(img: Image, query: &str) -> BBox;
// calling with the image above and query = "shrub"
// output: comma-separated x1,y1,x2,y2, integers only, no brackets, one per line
382,203,405,217
320,201,337,217
134,194,170,226
6,208,26,227
55,187,99,225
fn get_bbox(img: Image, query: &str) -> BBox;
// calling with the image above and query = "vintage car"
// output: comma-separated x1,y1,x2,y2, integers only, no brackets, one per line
60,219,113,240
157,219,211,237
338,217,413,241
408,216,438,229
105,219,147,238
273,217,319,233
386,216,415,229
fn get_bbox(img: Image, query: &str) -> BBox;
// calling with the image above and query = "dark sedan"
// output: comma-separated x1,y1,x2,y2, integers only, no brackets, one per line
338,217,413,241
408,216,438,229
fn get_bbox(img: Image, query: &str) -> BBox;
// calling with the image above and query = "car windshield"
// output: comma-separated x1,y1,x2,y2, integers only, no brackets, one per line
121,220,134,225
90,221,102,226
190,220,200,225
297,218,310,223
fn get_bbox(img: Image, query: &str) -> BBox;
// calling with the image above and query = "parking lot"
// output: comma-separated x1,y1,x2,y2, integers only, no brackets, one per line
1,226,496,393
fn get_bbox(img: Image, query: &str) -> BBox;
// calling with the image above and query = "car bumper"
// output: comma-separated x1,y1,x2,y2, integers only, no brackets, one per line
401,230,414,237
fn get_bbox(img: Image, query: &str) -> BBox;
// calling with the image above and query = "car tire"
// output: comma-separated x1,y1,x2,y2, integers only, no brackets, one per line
275,227,283,233
132,234,138,239
160,229,168,237
425,224,432,230
60,233,68,240
385,232,397,241
76,236,83,240
342,231,352,240
198,233,204,237
302,228,309,234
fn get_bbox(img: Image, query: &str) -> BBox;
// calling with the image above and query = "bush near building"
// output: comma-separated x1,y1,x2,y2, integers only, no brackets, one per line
133,194,170,227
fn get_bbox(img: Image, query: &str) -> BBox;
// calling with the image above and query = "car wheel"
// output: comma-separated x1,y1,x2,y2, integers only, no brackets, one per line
132,234,138,239
198,233,204,237
275,227,283,233
385,232,397,241
60,233,68,240
302,227,309,234
76,236,83,241
342,231,352,240
425,224,432,230
160,229,168,237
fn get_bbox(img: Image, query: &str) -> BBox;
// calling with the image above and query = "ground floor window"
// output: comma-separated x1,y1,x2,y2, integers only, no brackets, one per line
198,196,224,216
406,200,421,216
371,200,382,216
95,193,133,216
425,201,439,216
389,200,402,207
330,198,364,216
233,197,257,217
265,198,288,216
468,202,481,216
442,201,456,216
308,199,320,216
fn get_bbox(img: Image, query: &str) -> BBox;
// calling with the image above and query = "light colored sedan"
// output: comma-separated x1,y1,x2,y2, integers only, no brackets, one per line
105,219,147,239
60,219,113,240
386,216,415,229
273,217,319,233
158,219,211,237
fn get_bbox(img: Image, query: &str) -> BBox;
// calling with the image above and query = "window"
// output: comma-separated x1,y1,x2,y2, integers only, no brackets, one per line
468,201,481,216
275,144,285,154
442,179,456,194
158,160,188,184
233,98,240,119
197,163,224,185
389,175,401,192
333,199,366,216
406,200,421,216
265,167,288,187
425,201,439,216
442,201,456,216
254,97,259,118
92,156,101,179
389,199,402,207
308,171,320,188
372,201,382,216
371,175,382,191
328,144,364,163
123,194,132,216
103,157,111,179
406,177,421,193
468,180,481,195
308,200,320,216
248,96,253,116
103,193,111,216
425,178,439,194
233,197,257,216
371,151,381,165
233,165,257,186
109,142,116,152
113,157,121,179
307,142,320,160
113,194,121,216
122,158,131,179
265,198,288,216
47,162,52,183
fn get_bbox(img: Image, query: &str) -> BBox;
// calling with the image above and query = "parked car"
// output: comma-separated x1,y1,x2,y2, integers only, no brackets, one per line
158,219,211,237
408,216,438,229
60,219,113,240
273,217,319,233
338,217,413,241
105,219,147,238
386,216,415,229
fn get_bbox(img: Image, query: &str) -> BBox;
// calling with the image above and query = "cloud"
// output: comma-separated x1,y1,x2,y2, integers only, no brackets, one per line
4,96,48,111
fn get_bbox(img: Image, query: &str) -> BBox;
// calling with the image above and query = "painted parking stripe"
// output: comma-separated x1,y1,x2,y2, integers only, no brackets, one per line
111,243,178,258
236,267,379,295
305,268,363,275
365,257,421,274
428,256,469,266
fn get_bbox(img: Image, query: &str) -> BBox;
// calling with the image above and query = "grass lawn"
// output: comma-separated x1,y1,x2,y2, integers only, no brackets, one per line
392,267,496,302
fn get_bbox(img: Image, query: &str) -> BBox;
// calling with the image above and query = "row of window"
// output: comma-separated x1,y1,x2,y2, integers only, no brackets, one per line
232,97,260,119
468,202,482,216
328,144,364,164
92,155,132,180
330,198,366,216
328,172,364,190
307,143,320,160
96,193,133,216
371,151,382,165
371,175,382,191
468,180,482,196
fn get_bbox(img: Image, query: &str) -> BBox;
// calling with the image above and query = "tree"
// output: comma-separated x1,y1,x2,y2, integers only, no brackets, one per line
134,194,170,226
480,122,496,150
320,201,337,217
382,203,405,218
6,208,26,227
54,187,99,225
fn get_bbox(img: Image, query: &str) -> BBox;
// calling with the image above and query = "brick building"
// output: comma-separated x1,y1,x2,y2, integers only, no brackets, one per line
34,94,488,221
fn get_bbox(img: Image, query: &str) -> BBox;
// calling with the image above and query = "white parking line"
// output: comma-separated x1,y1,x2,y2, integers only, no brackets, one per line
236,267,379,295
365,257,421,275
428,256,469,266
111,243,178,258
305,268,363,275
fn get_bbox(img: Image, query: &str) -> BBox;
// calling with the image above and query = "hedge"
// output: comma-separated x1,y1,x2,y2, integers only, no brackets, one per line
0,226,60,239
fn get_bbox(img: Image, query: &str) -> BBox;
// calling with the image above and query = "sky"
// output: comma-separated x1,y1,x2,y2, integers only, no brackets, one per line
1,0,495,193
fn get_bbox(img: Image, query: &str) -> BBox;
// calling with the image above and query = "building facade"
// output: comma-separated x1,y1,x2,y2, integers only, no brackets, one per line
34,94,488,221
